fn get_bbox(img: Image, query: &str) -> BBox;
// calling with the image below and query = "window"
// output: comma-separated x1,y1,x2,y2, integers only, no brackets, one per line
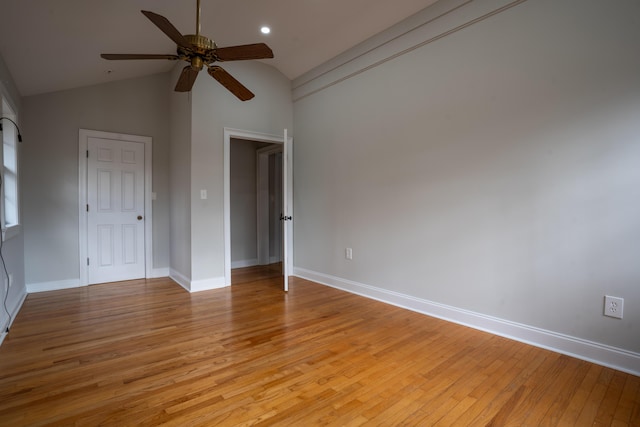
0,98,20,240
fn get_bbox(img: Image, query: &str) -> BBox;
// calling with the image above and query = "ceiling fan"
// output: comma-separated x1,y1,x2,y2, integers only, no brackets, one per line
101,0,273,101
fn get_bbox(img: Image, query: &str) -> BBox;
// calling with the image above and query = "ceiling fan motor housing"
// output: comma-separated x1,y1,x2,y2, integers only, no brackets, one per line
184,34,216,51
180,34,218,70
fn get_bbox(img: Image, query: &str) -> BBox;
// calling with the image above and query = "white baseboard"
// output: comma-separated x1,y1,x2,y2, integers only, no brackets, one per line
28,269,170,293
0,288,27,346
293,267,640,377
26,279,81,293
170,269,227,293
190,276,226,292
169,269,190,292
231,259,259,269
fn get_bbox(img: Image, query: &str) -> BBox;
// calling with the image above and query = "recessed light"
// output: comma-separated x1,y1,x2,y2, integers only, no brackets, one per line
261,26,271,35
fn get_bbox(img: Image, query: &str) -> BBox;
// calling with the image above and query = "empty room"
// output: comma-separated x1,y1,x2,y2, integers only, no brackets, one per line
0,0,638,425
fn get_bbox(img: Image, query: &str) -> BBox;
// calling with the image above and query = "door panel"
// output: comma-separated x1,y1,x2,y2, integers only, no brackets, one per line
88,137,145,284
97,225,114,266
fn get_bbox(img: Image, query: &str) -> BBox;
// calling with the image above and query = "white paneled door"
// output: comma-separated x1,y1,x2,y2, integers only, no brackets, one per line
282,128,292,292
87,137,146,284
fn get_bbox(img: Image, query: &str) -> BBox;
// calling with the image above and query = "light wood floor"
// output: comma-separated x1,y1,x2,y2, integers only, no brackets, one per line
0,267,638,426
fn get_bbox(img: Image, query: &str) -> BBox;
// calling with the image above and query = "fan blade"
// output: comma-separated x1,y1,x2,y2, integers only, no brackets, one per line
101,54,179,60
175,66,200,92
141,10,193,49
215,43,274,61
208,66,255,101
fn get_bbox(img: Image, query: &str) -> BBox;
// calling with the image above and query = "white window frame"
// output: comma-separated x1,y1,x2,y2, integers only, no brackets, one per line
0,97,21,241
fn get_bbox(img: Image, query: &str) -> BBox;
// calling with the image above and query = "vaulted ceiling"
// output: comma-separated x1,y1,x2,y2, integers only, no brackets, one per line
0,0,438,97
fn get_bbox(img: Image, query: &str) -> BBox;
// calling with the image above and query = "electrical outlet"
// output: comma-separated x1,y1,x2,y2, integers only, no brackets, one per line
345,248,353,260
604,295,624,319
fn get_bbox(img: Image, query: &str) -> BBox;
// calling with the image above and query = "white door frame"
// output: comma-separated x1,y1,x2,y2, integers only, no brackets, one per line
256,144,283,266
78,129,153,286
224,127,293,287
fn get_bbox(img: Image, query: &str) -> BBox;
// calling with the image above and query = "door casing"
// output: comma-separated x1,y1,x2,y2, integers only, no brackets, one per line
256,144,283,267
224,128,292,287
78,129,153,286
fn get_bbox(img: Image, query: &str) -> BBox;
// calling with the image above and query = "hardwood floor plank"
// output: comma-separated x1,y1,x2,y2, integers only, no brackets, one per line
455,345,543,424
521,356,591,426
613,374,640,426
594,370,628,425
433,396,477,427
0,269,637,426
575,367,616,425
539,358,592,425
558,363,606,425
485,384,526,426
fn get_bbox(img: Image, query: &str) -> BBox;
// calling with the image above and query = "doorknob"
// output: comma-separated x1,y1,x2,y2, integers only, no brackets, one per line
137,215,143,221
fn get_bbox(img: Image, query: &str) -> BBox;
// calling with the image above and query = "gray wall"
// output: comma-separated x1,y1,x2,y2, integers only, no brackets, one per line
0,54,26,332
293,0,640,355
230,139,258,266
22,73,171,286
169,65,192,280
188,61,293,282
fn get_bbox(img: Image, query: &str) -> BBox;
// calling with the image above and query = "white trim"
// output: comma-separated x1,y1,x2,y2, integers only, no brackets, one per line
169,268,225,293
26,278,81,293
0,287,26,345
78,129,153,286
231,258,259,269
0,98,21,241
293,267,640,377
292,0,527,101
223,128,293,287
169,268,190,292
190,276,226,292
256,149,269,266
2,224,21,242
256,145,283,266
26,272,169,293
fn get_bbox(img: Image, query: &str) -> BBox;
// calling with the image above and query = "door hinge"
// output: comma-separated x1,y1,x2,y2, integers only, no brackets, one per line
87,258,90,266
86,204,89,212
86,150,89,158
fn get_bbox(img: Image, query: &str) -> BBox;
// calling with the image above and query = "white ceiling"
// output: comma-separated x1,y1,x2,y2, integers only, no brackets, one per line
0,0,438,97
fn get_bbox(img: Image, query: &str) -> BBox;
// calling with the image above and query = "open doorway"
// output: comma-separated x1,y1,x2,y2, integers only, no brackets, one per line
230,139,283,285
224,127,293,290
